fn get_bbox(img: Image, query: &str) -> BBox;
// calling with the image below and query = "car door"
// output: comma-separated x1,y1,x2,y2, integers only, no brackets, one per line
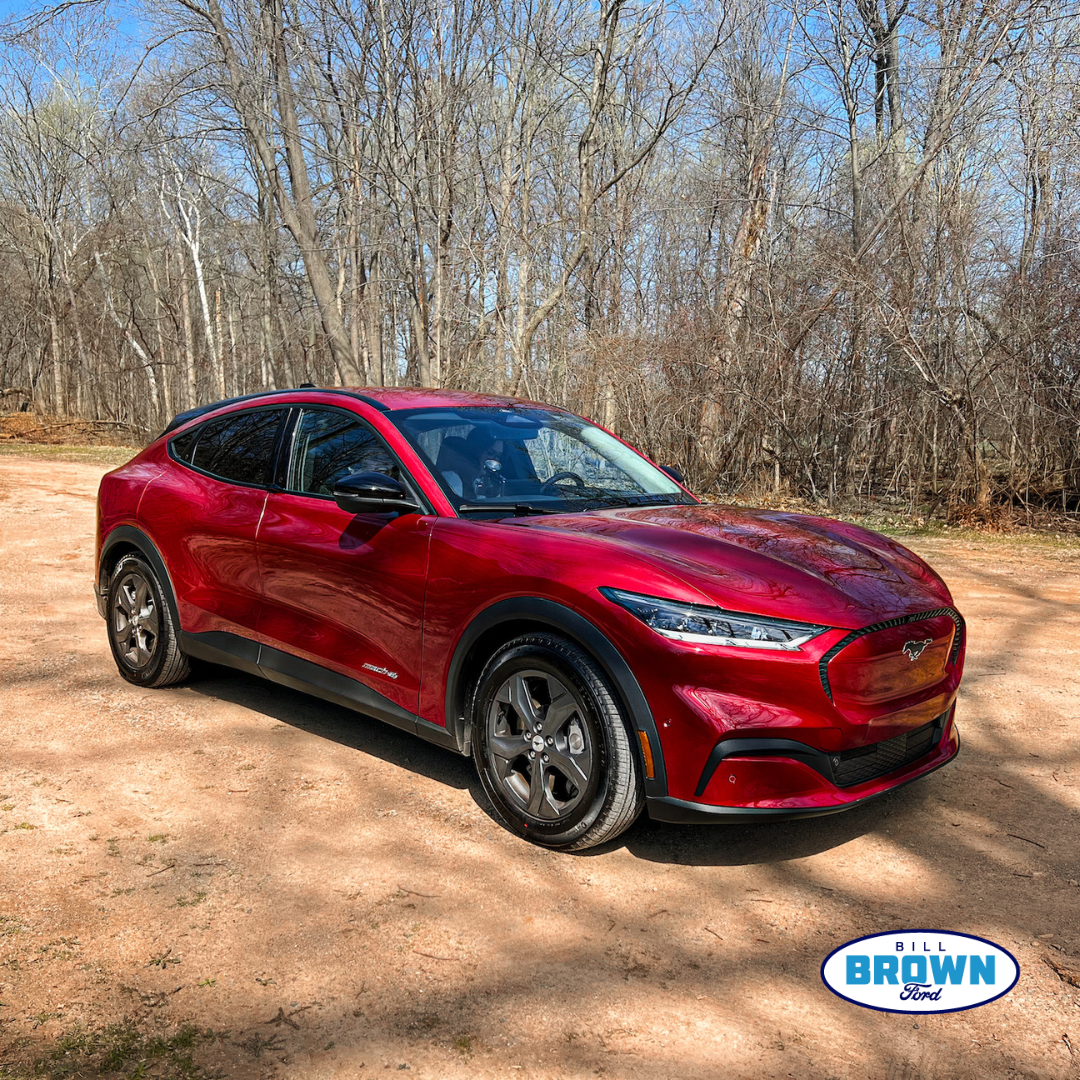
255,406,432,716
140,406,288,638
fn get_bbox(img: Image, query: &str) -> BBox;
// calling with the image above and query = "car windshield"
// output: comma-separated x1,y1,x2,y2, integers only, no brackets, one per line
387,405,695,514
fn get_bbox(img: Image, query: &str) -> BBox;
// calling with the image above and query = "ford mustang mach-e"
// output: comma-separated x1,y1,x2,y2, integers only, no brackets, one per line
96,388,963,849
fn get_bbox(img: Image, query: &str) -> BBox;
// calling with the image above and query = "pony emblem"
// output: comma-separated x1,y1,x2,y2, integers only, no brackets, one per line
902,638,932,662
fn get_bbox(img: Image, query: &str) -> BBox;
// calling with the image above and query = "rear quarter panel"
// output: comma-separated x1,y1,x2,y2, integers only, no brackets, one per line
96,452,165,572
136,461,267,636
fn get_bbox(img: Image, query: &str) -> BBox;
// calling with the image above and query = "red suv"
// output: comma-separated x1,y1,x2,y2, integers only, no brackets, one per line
96,388,963,849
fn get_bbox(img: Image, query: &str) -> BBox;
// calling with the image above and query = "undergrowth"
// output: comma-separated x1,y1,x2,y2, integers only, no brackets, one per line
0,442,136,467
6,438,1080,548
0,1022,225,1080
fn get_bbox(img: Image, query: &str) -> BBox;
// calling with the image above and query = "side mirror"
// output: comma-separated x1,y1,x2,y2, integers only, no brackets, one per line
332,472,417,515
660,464,686,485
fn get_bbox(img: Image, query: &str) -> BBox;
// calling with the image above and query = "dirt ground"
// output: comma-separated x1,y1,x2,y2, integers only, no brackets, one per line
0,454,1078,1080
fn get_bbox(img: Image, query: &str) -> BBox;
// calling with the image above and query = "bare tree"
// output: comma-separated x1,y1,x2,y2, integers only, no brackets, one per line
1,0,1077,520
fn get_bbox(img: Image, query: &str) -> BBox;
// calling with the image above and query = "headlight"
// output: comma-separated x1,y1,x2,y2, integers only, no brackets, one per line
600,587,829,651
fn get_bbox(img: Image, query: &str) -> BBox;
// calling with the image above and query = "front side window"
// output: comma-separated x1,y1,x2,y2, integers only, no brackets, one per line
389,406,694,514
173,408,286,487
288,409,405,497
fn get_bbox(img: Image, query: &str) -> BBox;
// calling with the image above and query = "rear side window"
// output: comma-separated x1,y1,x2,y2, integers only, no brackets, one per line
170,427,199,464
179,408,286,487
289,409,403,496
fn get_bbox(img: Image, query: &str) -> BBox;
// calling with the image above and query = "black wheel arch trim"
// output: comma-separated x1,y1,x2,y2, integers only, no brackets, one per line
444,596,668,797
97,526,182,627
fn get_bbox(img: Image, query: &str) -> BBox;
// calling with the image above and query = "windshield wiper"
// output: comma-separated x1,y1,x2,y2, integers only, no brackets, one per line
457,503,561,516
457,494,691,517
560,494,674,511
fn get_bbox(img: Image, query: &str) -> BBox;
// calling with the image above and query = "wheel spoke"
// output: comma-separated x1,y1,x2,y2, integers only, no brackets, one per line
142,602,160,635
545,744,591,790
136,631,154,665
113,609,134,651
509,674,541,732
489,734,528,763
134,579,150,615
526,760,550,817
117,584,136,616
543,687,578,735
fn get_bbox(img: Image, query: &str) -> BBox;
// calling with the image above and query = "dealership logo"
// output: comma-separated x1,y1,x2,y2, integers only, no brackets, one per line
902,638,933,661
821,931,1019,1013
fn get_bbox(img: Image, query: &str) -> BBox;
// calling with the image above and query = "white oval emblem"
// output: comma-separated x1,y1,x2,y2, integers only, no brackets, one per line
821,930,1019,1013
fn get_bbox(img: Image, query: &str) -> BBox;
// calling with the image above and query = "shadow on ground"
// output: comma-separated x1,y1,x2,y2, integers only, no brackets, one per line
184,660,894,867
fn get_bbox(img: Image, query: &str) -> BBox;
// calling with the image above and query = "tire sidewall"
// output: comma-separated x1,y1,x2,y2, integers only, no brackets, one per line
472,637,617,848
106,554,173,687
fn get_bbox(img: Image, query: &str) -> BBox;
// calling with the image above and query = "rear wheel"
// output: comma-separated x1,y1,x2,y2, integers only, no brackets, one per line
471,633,643,850
106,553,190,688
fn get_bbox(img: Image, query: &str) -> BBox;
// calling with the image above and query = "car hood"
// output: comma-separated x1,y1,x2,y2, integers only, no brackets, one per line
512,504,952,628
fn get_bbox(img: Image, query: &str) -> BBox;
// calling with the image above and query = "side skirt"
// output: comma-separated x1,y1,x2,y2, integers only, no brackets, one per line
180,630,461,754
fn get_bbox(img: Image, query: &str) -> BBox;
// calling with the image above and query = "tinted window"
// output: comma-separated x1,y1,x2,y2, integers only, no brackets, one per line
170,427,199,465
289,409,402,496
189,409,285,486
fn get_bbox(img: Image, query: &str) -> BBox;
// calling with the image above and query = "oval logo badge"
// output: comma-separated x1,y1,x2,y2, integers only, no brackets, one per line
821,930,1019,1013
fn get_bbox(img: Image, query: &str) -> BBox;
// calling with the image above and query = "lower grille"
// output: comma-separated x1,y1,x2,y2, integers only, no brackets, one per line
833,714,946,788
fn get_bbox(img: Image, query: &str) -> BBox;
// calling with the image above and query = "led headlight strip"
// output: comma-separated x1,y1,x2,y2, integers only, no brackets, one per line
600,588,830,651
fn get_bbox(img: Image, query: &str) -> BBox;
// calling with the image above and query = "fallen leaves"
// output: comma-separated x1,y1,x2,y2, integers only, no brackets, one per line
1044,955,1080,988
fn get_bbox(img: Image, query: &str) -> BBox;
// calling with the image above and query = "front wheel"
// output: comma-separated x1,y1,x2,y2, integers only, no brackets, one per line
470,633,643,850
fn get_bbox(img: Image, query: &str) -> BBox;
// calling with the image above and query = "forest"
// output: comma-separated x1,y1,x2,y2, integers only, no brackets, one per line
0,0,1076,512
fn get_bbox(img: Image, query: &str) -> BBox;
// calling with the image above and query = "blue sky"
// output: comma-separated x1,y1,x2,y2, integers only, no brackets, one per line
0,0,146,44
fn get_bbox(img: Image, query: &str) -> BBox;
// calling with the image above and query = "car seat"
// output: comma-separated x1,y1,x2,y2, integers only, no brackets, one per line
435,435,477,498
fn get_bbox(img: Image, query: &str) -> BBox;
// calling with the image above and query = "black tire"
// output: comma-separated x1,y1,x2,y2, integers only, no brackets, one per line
470,633,644,850
106,553,190,688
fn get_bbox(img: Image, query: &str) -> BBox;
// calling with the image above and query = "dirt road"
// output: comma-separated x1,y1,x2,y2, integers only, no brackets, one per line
0,454,1077,1079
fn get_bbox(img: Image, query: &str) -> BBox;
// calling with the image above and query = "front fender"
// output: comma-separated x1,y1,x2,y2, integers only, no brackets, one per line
444,596,668,799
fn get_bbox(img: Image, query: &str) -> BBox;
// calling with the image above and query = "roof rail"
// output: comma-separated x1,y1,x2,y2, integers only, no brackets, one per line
159,387,390,438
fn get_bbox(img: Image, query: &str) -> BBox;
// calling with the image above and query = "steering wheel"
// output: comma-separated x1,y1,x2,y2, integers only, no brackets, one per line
542,470,587,491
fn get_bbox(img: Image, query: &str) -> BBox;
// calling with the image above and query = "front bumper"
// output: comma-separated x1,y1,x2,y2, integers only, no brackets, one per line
646,719,959,823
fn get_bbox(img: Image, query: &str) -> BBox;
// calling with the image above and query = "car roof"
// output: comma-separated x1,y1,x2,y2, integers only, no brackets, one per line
160,386,557,437
344,387,549,411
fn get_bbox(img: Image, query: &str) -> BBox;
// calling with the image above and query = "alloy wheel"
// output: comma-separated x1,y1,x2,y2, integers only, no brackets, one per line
484,669,594,822
111,571,161,671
